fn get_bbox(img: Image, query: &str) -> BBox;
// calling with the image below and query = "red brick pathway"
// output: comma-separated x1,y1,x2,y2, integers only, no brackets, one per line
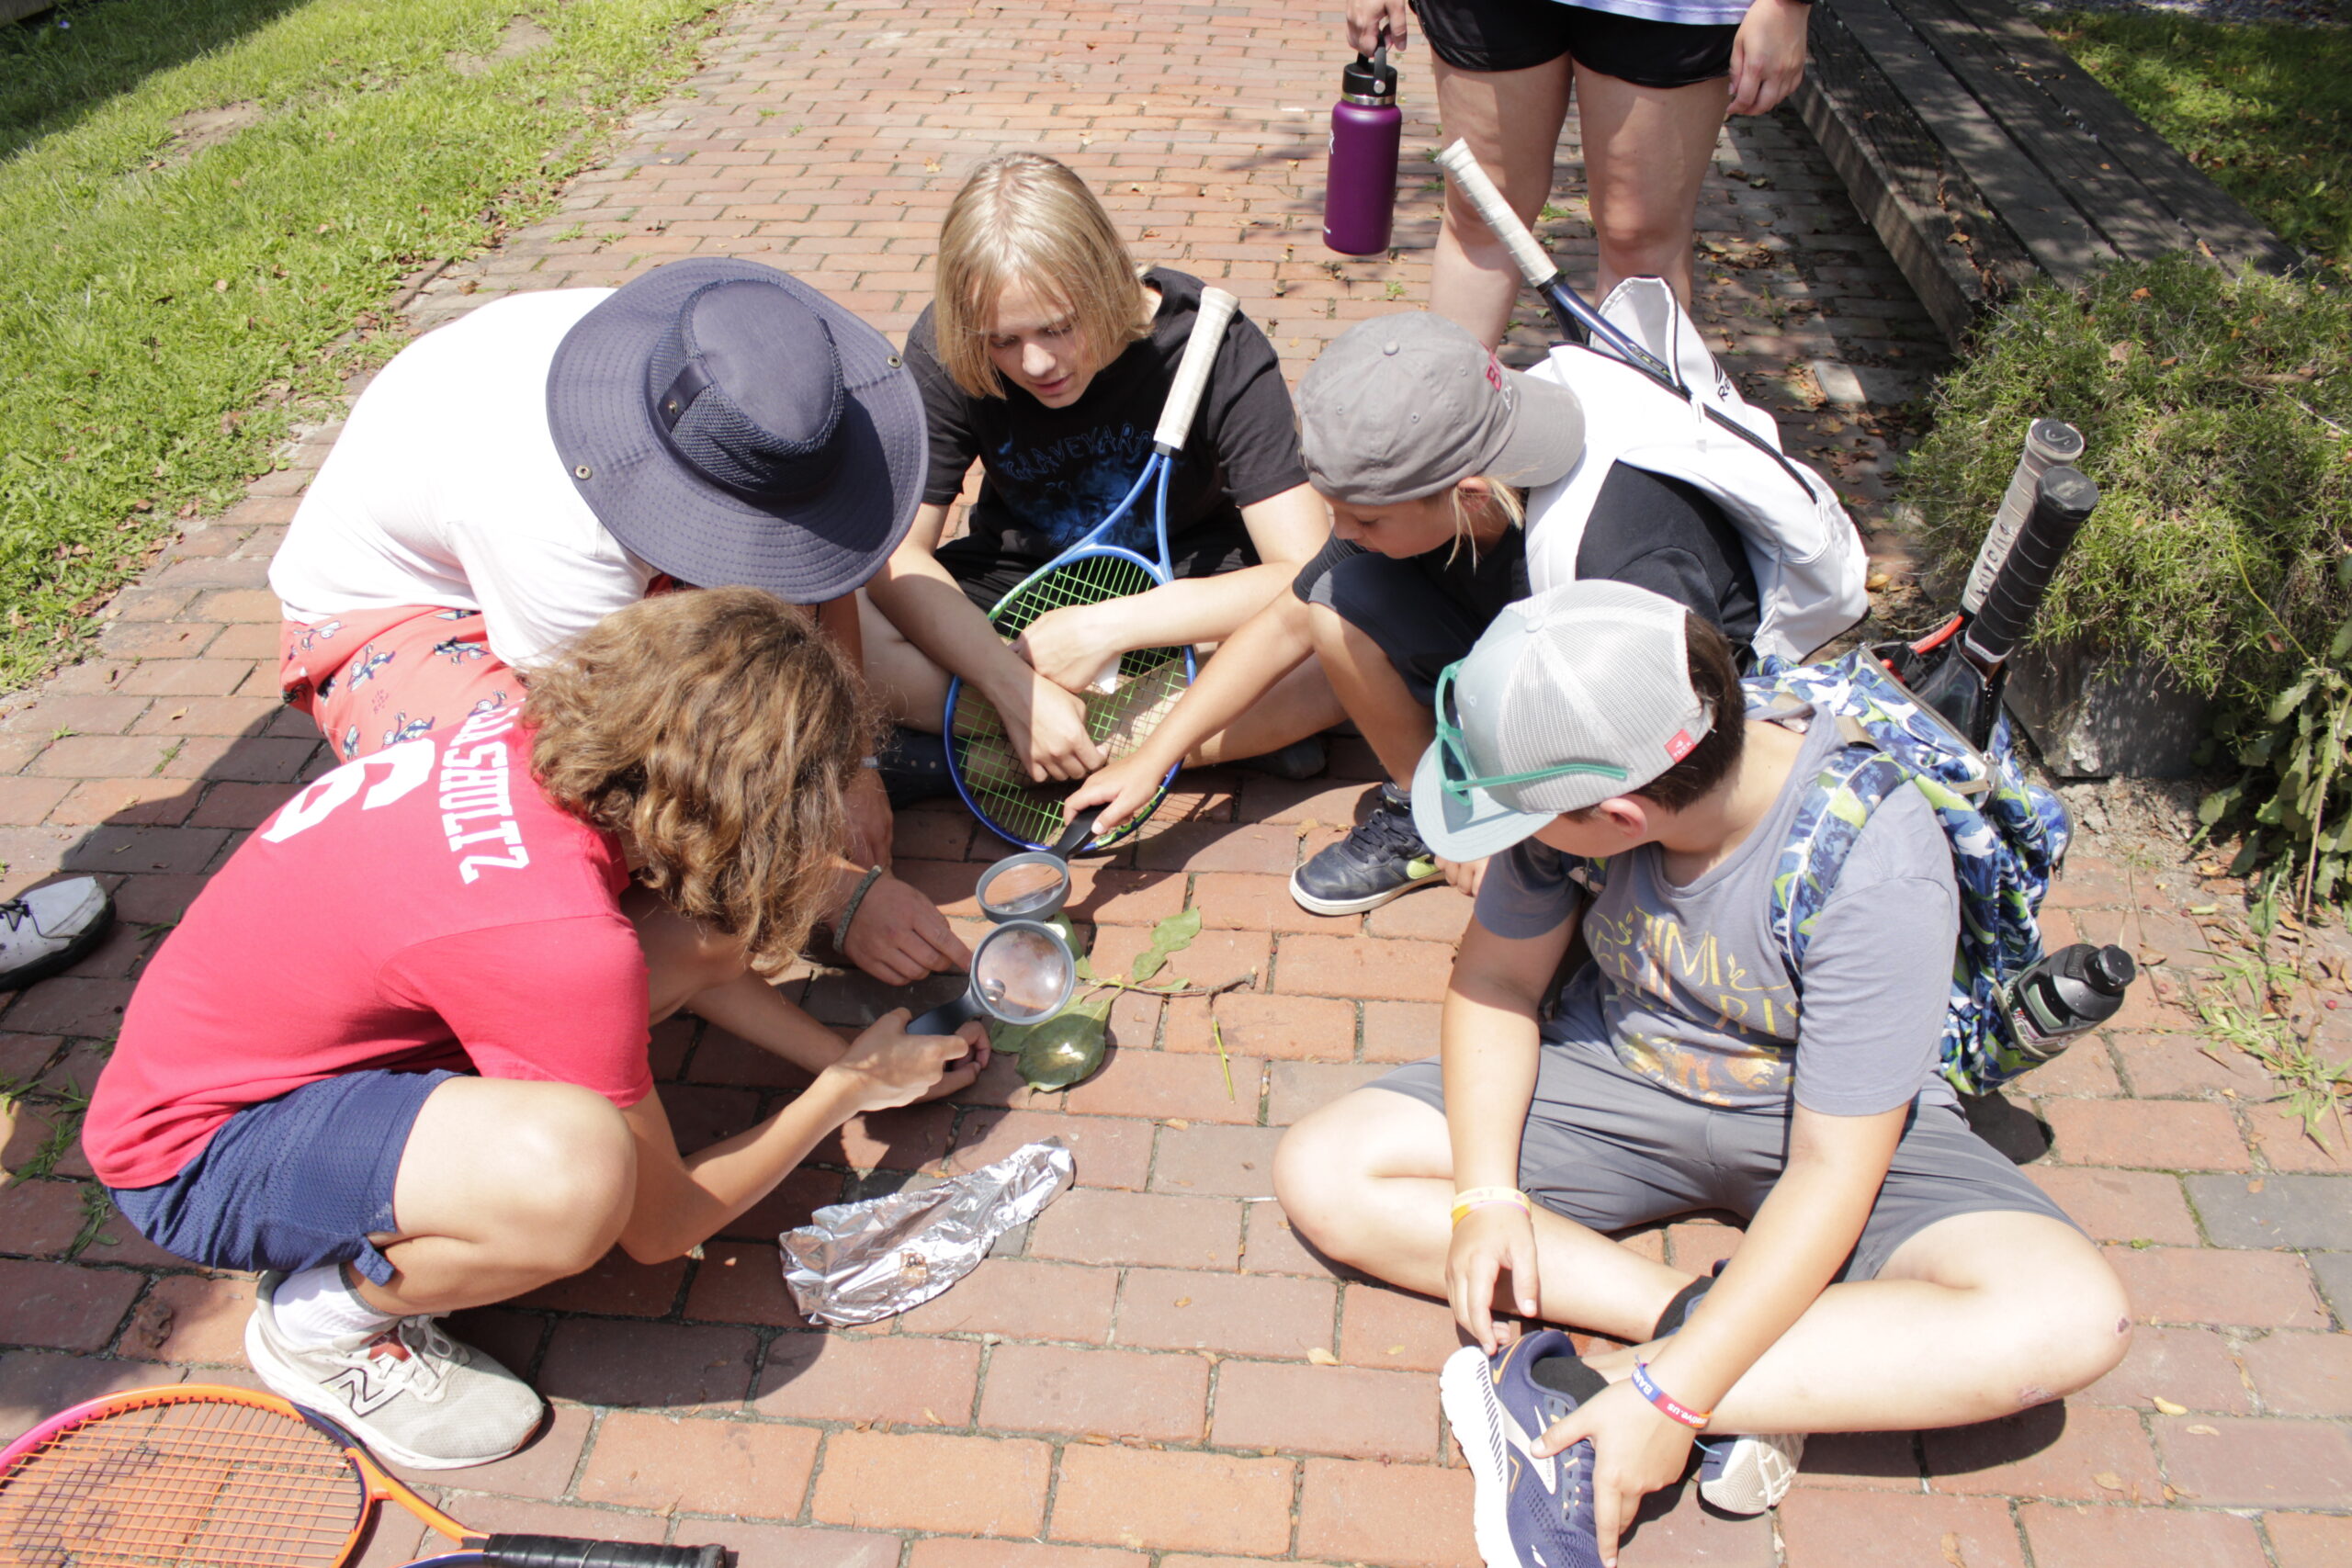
3,1,2348,1562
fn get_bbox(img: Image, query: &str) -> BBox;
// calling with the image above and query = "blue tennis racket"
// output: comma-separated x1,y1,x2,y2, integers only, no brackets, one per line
944,287,1239,852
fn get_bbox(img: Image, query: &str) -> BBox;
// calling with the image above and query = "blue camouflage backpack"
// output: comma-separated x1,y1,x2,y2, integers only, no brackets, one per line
1566,648,2074,1096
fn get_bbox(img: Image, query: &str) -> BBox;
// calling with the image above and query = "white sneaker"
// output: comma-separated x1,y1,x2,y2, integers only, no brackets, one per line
0,875,111,990
1695,1429,1804,1514
244,1271,543,1470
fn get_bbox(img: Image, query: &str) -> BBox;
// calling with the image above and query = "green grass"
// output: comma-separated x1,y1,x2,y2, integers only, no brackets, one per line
0,0,721,691
2046,11,2352,274
1906,254,2351,701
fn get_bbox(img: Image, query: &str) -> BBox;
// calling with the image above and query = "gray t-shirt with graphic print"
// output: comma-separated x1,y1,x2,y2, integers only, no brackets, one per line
1475,713,1962,1116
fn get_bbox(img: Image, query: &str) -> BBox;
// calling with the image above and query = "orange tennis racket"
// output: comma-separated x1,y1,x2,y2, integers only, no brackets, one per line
0,1383,727,1568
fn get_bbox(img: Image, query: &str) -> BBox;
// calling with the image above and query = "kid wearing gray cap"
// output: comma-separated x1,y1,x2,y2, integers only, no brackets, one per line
1065,312,1758,915
1273,581,2124,1568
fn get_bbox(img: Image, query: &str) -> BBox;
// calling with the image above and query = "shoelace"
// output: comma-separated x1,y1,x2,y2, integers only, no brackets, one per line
1345,794,1428,859
0,898,39,936
361,1316,461,1402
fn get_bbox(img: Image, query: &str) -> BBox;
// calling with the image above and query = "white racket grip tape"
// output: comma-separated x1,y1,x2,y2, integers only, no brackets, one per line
1434,141,1555,288
1153,287,1239,454
1084,656,1122,695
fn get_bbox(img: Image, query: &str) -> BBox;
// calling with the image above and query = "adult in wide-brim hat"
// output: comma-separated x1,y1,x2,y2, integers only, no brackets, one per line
548,256,928,602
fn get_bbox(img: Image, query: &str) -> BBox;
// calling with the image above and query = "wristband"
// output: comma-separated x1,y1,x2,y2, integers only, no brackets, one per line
1449,1187,1532,1226
832,864,887,951
1629,1361,1712,1429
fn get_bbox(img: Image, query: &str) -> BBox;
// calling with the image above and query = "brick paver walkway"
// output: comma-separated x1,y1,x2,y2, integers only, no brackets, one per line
3,1,2348,1564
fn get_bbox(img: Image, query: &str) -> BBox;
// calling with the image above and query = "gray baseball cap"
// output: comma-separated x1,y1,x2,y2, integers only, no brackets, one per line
1299,313,1585,505
1411,581,1715,860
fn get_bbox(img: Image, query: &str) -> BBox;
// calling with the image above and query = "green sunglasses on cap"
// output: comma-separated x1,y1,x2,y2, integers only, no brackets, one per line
1431,659,1628,803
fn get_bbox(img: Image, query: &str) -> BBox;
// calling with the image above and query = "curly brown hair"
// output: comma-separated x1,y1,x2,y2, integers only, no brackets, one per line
525,588,876,974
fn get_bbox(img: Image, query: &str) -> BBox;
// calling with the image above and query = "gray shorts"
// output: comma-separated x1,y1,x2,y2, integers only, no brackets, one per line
1374,1043,2076,1281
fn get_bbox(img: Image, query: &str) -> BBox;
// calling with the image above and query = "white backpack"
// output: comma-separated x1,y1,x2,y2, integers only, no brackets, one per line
1522,278,1870,663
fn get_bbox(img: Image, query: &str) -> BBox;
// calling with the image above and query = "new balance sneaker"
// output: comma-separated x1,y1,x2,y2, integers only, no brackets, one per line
1440,1331,1604,1568
245,1271,543,1470
1289,783,1440,915
0,875,112,991
1651,1268,1805,1515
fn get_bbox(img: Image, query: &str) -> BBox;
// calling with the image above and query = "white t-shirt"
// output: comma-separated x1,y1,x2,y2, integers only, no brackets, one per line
270,289,656,670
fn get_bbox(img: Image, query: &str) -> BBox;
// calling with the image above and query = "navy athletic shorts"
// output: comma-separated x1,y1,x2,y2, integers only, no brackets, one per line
108,1068,458,1285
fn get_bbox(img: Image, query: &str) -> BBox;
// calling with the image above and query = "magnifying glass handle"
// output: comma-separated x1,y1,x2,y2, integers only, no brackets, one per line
908,990,984,1037
1051,817,1094,859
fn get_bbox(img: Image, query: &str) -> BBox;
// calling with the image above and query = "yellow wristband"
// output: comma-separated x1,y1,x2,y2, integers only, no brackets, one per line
1450,1187,1532,1226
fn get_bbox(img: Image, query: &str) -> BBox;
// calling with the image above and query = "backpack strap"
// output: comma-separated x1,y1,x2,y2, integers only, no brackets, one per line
1770,743,1915,981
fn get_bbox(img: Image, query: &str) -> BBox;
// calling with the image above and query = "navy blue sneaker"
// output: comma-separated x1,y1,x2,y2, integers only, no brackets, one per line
1289,783,1440,916
1440,1330,1604,1568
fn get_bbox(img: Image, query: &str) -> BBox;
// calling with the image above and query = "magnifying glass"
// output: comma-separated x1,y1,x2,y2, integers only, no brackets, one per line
907,918,1078,1036
974,818,1094,925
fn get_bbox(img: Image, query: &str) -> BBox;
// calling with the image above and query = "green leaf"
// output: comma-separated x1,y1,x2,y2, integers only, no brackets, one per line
1129,907,1202,984
2269,675,2317,725
2199,782,2243,825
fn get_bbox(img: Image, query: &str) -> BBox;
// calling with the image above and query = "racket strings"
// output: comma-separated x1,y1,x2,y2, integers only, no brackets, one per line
0,1400,366,1568
951,553,1195,848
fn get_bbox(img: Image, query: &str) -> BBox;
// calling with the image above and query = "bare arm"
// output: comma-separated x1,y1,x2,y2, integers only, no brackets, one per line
1442,912,1579,1351
865,502,1106,782
1012,484,1330,691
1062,587,1319,829
616,1010,984,1262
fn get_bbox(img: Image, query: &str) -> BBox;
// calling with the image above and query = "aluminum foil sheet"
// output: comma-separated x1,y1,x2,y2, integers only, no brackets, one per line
781,1138,1074,1325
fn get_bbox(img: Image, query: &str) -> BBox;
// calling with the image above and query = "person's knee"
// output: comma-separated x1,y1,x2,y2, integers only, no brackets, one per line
498,1088,636,1272
1274,1099,1386,1256
1973,1241,2134,1405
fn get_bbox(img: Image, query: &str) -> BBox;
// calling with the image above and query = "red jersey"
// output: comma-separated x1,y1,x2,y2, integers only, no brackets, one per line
86,704,651,1190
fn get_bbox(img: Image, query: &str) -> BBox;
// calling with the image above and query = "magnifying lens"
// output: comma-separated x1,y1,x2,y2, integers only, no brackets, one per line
975,817,1094,925
907,919,1077,1036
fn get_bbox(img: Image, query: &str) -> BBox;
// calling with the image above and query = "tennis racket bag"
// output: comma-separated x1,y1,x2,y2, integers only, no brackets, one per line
1566,648,2074,1096
1523,277,1870,665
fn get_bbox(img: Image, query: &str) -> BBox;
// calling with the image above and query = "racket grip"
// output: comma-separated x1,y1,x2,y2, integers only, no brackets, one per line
481,1537,724,1568
1432,141,1555,288
1051,816,1094,858
1153,288,1239,454
1962,465,2098,669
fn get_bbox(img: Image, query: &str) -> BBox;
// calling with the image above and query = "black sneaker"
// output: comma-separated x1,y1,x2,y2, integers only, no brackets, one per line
1289,783,1440,916
876,724,955,808
1232,734,1329,783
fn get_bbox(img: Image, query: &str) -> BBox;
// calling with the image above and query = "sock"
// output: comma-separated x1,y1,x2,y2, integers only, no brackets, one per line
1528,1348,1609,1404
271,1263,399,1348
1652,1273,1717,1342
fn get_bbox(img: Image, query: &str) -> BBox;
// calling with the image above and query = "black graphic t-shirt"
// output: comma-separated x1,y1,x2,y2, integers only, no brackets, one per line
902,268,1308,579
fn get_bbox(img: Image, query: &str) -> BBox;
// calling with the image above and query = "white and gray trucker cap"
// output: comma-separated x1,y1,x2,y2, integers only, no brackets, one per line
1411,581,1714,860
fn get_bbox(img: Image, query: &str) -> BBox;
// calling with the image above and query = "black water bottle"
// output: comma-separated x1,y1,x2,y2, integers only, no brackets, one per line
2007,943,2136,1062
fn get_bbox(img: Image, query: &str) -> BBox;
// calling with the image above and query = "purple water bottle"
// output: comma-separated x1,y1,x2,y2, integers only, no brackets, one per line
1323,43,1400,257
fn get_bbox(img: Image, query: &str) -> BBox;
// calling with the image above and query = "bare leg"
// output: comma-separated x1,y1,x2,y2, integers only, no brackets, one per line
1574,64,1732,305
356,890,846,1316
1306,603,1437,786
1587,1212,2132,1432
858,587,952,732
1429,53,1577,347
1189,655,1347,766
359,1077,637,1315
1279,1089,2132,1433
1276,1087,1693,1342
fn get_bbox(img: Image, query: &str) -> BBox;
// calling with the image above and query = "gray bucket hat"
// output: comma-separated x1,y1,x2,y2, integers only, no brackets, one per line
547,257,926,604
1299,313,1584,505
1412,581,1714,860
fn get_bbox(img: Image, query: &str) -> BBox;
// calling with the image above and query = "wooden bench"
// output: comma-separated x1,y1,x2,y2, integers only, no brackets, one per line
1795,0,2302,344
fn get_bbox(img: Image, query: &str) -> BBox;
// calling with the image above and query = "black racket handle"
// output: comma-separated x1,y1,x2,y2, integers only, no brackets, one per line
909,987,983,1037
481,1536,724,1568
1050,816,1093,858
1962,465,2098,669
